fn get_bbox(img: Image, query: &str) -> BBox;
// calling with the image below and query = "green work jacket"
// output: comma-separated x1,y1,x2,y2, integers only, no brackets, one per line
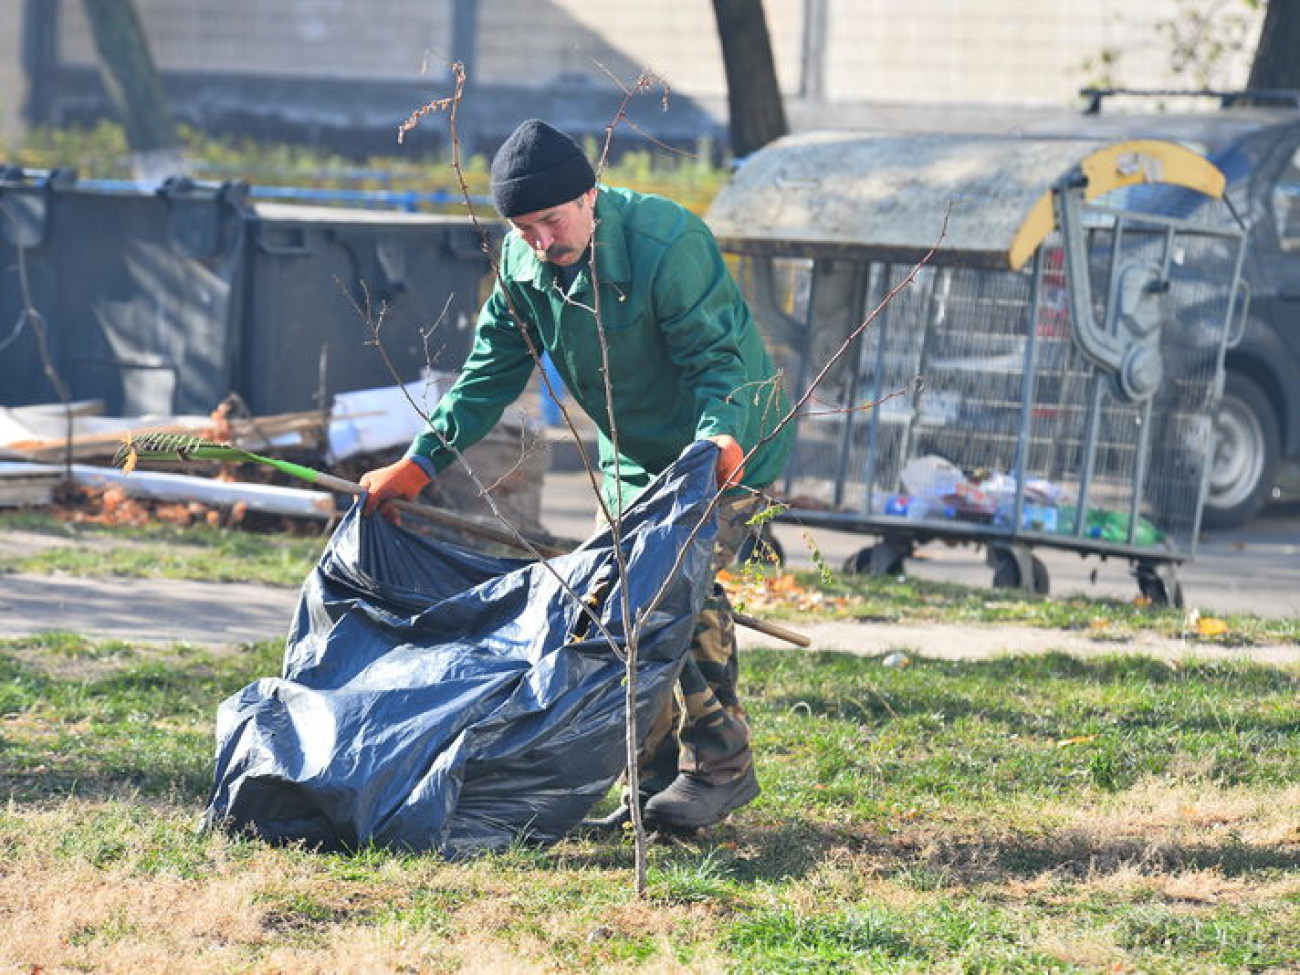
410,186,793,509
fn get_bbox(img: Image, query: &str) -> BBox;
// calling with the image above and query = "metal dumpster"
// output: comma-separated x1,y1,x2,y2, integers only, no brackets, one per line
708,132,1249,606
0,169,247,416
237,202,494,415
0,174,496,419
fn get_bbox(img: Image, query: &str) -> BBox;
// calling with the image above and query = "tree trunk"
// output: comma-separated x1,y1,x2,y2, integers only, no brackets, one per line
1247,0,1300,92
80,0,185,183
711,0,789,159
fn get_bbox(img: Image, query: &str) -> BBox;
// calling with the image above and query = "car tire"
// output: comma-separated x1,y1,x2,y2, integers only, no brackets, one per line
1202,371,1281,530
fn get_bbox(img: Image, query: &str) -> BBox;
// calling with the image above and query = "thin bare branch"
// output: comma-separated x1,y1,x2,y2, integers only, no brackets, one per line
632,212,952,691
798,382,919,418
1,198,74,475
588,60,693,158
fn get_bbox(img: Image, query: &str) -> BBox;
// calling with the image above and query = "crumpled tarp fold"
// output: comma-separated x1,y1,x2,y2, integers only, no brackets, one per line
202,442,720,856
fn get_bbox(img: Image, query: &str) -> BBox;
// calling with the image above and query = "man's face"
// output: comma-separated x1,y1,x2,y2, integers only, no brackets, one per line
508,188,597,267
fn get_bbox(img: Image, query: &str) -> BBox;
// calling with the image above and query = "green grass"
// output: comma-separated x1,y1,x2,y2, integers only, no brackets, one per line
2,632,1298,972
1,633,283,800
9,120,729,216
0,511,329,586
749,651,1300,810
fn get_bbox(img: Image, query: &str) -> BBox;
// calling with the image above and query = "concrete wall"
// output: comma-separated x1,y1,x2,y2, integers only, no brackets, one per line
472,0,803,98
58,0,456,81
0,1,26,147
53,0,1262,105
821,0,1167,105
34,0,1268,152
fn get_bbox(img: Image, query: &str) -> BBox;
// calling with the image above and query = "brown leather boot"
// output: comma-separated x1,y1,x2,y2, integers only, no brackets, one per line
643,766,760,830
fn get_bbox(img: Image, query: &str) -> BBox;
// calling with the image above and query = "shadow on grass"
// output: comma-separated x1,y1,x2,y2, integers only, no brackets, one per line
0,765,213,806
10,782,1295,893
0,640,277,806
554,818,1299,899
757,651,1300,739
552,814,1300,892
874,827,1300,886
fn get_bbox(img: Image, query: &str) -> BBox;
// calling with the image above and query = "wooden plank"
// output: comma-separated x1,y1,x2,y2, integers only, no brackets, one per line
2,410,330,463
0,473,60,507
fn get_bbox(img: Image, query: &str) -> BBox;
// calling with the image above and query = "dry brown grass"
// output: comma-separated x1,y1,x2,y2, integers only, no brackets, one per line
0,799,739,974
3,783,1296,973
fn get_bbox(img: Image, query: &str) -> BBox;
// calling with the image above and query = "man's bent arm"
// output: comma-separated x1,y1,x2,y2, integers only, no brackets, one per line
654,228,756,446
409,285,539,473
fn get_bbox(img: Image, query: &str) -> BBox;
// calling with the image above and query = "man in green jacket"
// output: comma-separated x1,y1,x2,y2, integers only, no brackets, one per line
362,119,793,830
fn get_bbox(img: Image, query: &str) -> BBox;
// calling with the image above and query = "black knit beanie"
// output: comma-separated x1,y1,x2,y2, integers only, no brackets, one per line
490,119,596,218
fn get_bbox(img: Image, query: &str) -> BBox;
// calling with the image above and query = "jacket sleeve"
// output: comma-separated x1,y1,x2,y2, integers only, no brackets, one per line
651,227,758,448
407,280,539,474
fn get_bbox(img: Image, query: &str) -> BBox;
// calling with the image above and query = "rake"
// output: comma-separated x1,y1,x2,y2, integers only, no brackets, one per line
113,432,810,648
113,432,571,557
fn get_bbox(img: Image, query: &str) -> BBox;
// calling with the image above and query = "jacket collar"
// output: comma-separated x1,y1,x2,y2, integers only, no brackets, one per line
506,187,632,291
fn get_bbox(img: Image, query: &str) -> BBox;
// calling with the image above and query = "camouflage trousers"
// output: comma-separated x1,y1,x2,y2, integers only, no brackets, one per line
635,489,767,793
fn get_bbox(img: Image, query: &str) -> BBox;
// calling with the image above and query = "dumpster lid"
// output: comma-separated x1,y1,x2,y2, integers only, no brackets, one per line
706,131,1226,270
250,201,490,227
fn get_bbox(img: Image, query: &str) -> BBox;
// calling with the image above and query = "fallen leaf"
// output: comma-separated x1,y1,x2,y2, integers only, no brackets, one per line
1056,734,1097,748
769,574,800,593
1195,616,1229,637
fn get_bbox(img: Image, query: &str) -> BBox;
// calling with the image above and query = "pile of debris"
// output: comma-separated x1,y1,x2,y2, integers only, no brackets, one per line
1,382,551,538
1,396,337,528
717,567,858,616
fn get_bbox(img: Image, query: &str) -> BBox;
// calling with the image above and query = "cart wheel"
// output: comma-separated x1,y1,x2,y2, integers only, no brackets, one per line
990,549,1050,595
1135,563,1184,609
735,529,785,567
842,544,907,577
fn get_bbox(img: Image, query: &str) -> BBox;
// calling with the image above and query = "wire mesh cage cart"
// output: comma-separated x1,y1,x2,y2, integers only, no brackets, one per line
708,132,1249,606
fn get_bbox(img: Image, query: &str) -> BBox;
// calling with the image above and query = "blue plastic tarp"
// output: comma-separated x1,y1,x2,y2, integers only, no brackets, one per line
202,442,720,856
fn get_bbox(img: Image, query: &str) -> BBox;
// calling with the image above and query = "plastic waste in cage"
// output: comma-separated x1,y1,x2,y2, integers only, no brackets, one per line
707,132,1249,606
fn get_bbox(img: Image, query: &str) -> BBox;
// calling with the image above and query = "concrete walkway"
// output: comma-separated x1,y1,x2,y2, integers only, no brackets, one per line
1,572,297,648
2,569,1294,665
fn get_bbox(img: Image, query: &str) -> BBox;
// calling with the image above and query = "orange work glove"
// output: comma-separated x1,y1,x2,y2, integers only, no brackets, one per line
358,456,431,519
705,434,745,490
